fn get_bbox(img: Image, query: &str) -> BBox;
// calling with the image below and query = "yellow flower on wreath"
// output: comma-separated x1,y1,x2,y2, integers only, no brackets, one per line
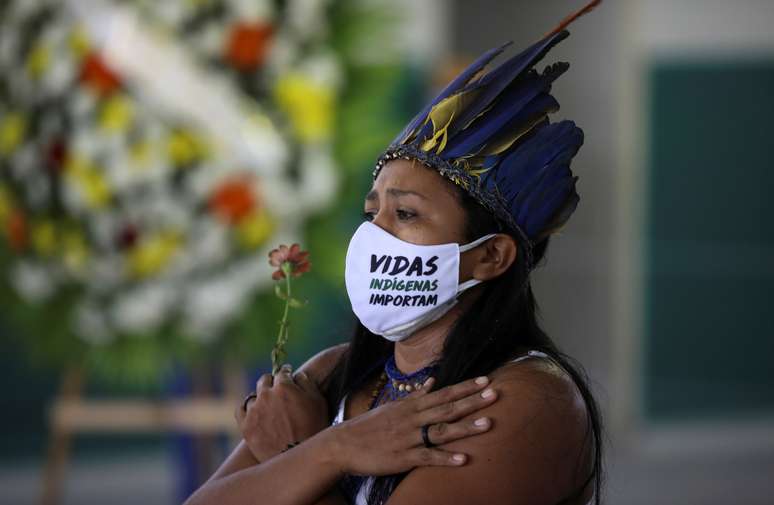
25,42,50,79
274,72,334,142
127,231,182,278
99,94,134,132
62,228,89,273
64,155,112,209
68,27,90,58
0,112,27,156
236,209,275,250
167,129,209,167
31,219,57,257
0,184,13,227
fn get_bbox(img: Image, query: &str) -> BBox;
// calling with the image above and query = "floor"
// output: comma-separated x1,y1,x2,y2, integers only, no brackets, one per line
2,448,773,505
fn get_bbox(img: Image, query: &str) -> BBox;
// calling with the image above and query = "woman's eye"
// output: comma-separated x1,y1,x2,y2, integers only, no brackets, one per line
396,209,416,220
362,209,415,221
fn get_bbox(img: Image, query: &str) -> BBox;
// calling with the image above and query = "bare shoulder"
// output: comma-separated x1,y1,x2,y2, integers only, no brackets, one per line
490,353,587,418
295,342,349,387
388,354,593,505
486,355,591,461
476,354,591,472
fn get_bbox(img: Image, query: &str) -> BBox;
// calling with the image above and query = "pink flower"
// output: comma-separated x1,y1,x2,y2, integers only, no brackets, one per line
268,243,311,280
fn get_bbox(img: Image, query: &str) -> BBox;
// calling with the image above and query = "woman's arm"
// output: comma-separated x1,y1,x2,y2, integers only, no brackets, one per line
206,441,257,483
189,373,501,505
383,360,594,505
185,426,344,505
207,441,349,505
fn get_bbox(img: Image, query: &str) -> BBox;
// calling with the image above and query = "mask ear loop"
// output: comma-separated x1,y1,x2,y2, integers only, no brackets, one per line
457,278,483,293
456,233,497,294
458,233,498,253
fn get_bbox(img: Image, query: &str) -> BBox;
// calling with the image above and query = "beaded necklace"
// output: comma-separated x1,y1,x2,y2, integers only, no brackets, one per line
369,355,438,409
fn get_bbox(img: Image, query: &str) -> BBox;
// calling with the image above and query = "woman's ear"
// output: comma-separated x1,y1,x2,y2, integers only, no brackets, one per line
468,234,518,281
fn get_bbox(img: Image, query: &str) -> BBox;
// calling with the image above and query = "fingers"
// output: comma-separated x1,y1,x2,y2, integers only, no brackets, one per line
414,375,490,411
293,371,316,393
256,372,273,390
420,417,491,447
234,401,247,426
274,364,294,386
409,448,468,468
418,385,497,425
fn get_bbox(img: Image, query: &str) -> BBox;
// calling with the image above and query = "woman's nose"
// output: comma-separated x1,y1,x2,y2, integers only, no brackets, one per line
370,211,396,237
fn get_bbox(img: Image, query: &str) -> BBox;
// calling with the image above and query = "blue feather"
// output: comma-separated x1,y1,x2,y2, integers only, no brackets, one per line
512,156,573,226
447,62,569,156
503,121,581,173
523,174,576,236
448,30,571,137
491,121,580,200
535,191,580,240
509,143,577,215
390,41,513,146
445,92,559,158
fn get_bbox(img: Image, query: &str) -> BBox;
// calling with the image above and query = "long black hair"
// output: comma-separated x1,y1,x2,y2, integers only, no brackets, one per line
322,178,605,505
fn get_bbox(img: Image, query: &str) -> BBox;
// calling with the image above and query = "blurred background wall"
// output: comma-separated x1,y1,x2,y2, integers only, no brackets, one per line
456,1,774,504
1,1,773,504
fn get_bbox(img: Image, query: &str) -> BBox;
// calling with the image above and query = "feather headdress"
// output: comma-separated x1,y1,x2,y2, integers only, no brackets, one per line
373,0,602,270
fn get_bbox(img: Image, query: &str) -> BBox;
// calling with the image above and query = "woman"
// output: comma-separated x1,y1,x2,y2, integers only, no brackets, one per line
187,2,604,504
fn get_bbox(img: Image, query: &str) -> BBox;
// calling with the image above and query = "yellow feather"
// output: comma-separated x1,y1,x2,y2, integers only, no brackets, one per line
467,166,491,177
453,158,490,179
478,110,555,156
419,89,480,151
460,102,495,131
403,115,433,144
420,125,443,151
436,123,450,153
428,93,462,133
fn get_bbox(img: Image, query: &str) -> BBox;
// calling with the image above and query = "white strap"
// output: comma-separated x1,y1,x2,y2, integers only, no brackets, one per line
510,350,549,363
332,395,347,425
458,233,497,253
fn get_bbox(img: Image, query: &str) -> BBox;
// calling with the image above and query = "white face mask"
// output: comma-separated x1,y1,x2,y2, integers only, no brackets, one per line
344,221,496,342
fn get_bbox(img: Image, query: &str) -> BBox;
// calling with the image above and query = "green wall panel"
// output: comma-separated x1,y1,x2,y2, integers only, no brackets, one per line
644,60,774,421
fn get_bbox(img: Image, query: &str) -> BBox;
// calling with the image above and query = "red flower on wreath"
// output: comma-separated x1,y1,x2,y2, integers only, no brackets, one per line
7,209,27,252
225,23,274,71
79,52,122,97
268,243,310,280
45,138,67,174
208,176,255,224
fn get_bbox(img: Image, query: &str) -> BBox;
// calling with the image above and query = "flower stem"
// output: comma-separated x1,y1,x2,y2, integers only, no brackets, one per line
272,263,293,375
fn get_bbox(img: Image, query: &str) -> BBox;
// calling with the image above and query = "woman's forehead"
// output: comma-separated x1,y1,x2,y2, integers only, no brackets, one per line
369,159,456,199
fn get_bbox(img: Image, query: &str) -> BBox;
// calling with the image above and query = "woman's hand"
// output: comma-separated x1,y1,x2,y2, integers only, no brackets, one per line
331,375,498,477
236,364,329,463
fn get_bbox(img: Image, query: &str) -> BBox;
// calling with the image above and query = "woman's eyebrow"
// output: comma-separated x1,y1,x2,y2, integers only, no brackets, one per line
365,188,427,201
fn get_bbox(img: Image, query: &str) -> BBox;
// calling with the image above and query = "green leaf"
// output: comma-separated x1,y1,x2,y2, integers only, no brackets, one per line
274,283,288,300
288,297,308,309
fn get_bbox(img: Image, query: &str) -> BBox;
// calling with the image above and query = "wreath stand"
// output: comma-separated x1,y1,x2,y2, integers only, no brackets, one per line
39,365,244,505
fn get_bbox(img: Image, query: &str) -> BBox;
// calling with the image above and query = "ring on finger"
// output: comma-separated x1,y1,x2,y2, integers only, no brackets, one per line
421,424,435,448
242,392,257,412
